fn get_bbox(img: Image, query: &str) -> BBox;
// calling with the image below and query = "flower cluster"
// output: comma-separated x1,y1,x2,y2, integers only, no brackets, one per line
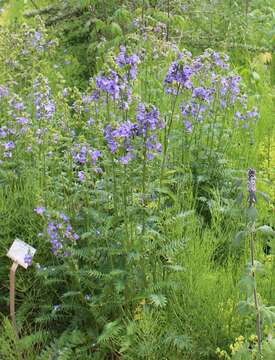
22,27,56,56
35,208,79,256
24,253,33,266
234,106,258,128
72,143,102,182
164,50,230,96
164,59,193,95
103,103,163,164
91,48,139,110
135,103,163,158
165,49,259,134
104,122,135,164
0,85,9,98
180,101,209,131
0,90,31,162
33,76,56,121
116,46,139,80
95,70,132,110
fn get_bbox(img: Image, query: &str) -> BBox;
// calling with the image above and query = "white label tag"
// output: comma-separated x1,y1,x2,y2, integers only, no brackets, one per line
7,239,36,269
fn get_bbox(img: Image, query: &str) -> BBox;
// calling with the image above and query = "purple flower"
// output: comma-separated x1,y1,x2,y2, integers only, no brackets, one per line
0,127,7,138
180,101,207,121
119,153,135,164
192,87,210,102
34,207,45,215
116,47,139,80
60,213,69,222
184,120,193,133
90,150,101,165
3,152,12,158
87,118,95,126
116,46,127,67
73,143,101,179
34,31,41,41
95,72,120,100
112,120,136,138
136,103,163,133
34,77,56,121
2,141,15,150
246,107,258,119
40,211,79,256
16,117,29,124
0,85,9,98
78,170,85,182
104,125,118,153
164,60,193,94
24,254,33,266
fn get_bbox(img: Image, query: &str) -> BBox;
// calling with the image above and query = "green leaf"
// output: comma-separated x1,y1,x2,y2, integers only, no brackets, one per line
149,294,167,308
97,320,122,344
94,18,105,31
258,191,270,203
109,22,123,37
235,191,244,204
164,264,185,272
233,230,247,248
245,260,265,275
246,207,258,222
80,232,93,240
237,300,255,316
252,71,260,81
239,275,255,294
257,225,275,236
112,8,131,25
154,187,177,203
262,339,275,360
61,291,82,299
171,15,187,31
260,305,275,325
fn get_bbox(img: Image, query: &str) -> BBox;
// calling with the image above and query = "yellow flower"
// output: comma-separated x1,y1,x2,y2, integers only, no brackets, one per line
249,334,258,343
134,299,146,321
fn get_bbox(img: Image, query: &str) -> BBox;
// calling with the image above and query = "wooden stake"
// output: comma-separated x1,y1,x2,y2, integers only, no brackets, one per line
10,262,19,337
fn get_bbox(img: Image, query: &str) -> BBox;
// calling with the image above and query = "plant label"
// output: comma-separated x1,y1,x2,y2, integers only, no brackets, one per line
7,239,36,269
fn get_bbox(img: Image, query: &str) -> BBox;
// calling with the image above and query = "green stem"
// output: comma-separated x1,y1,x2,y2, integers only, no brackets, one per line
112,156,117,214
123,165,130,245
159,85,180,189
250,221,262,354
142,138,147,234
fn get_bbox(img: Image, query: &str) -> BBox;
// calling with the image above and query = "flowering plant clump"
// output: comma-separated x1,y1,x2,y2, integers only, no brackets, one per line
0,89,32,163
164,49,259,136
85,47,140,111
135,102,164,159
35,208,79,256
21,27,56,56
33,76,56,122
72,142,102,182
103,102,163,165
104,121,136,164
115,46,139,81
